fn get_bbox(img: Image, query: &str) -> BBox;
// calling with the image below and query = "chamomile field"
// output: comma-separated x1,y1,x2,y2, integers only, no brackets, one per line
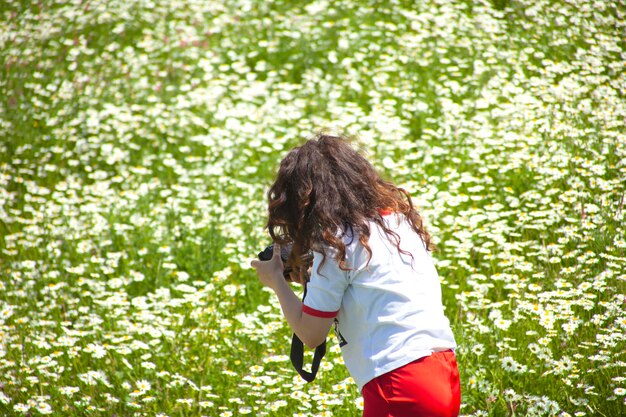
1,0,625,416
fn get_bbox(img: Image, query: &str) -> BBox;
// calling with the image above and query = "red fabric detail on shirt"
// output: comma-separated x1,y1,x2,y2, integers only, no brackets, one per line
378,208,393,216
302,304,339,318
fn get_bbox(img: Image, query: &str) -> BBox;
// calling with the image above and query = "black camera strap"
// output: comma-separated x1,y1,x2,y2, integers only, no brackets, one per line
290,284,326,382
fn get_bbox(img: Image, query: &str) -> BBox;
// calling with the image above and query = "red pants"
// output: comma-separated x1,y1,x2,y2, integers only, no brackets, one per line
362,350,460,417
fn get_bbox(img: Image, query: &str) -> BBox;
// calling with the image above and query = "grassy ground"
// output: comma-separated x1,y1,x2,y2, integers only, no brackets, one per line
1,0,625,416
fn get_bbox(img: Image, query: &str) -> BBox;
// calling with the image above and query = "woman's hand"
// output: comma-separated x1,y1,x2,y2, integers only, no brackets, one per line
250,244,285,290
251,244,333,349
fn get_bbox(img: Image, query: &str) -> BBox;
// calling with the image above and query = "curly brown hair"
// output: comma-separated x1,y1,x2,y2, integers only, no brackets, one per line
266,134,433,276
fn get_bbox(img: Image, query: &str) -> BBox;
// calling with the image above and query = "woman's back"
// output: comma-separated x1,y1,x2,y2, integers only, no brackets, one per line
305,212,456,389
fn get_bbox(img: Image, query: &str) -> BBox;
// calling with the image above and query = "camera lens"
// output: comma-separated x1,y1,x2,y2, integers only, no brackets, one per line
257,245,274,261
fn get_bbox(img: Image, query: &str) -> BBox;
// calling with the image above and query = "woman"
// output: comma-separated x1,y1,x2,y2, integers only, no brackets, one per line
251,134,460,417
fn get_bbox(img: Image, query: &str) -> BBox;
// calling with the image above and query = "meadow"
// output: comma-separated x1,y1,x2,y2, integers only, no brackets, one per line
1,0,625,416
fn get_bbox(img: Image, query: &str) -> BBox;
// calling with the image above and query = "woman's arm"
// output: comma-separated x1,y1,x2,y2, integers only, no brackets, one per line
251,245,333,348
270,278,334,348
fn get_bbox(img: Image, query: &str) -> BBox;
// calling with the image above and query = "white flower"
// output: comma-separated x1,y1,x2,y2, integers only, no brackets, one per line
471,344,485,356
0,392,10,404
199,401,214,409
87,343,107,359
136,379,151,392
59,386,80,397
35,402,53,415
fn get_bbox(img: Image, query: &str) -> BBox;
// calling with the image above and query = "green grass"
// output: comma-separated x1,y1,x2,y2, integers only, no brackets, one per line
1,0,625,416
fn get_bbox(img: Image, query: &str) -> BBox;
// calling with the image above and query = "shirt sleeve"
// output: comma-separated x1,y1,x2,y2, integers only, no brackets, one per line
302,250,349,318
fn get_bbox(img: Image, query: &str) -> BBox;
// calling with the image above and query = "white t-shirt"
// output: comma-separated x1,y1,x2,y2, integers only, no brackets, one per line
302,213,457,390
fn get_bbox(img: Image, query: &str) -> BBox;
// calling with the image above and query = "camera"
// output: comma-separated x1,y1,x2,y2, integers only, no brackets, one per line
257,244,313,281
